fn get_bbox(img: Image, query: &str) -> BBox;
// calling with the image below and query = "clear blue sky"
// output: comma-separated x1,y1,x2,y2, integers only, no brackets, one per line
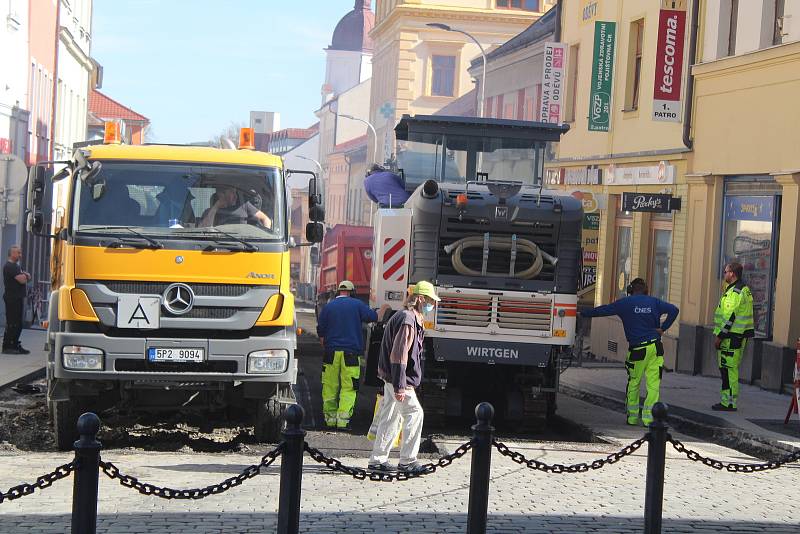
92,0,360,143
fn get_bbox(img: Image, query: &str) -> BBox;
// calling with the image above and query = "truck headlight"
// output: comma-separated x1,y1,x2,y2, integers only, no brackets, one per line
247,350,289,374
62,345,104,370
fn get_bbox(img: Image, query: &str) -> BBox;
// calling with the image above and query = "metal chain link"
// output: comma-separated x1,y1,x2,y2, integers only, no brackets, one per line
0,461,75,504
303,440,473,482
668,435,800,472
98,443,283,499
493,436,647,474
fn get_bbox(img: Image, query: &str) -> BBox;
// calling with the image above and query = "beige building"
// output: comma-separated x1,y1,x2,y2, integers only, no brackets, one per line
369,0,554,164
682,0,800,390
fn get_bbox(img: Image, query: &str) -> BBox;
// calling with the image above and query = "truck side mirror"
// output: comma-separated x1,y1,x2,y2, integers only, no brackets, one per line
309,245,320,266
308,177,325,222
26,164,52,236
306,222,324,244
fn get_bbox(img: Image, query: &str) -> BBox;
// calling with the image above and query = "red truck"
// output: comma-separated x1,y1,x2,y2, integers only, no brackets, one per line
316,224,374,316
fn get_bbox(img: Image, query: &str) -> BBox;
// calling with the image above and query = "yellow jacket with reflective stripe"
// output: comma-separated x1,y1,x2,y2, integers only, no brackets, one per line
713,281,755,338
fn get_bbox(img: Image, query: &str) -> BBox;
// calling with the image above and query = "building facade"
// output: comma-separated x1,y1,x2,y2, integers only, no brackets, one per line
27,0,58,164
680,0,800,391
370,0,553,164
53,0,93,160
87,89,149,144
549,0,695,370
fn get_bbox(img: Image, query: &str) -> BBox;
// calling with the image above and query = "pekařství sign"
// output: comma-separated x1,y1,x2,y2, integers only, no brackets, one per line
652,8,687,122
589,21,617,132
540,42,567,123
622,192,682,213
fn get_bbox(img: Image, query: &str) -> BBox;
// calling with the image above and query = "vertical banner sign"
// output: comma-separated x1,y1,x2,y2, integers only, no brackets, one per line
588,21,616,132
540,43,567,123
652,8,687,122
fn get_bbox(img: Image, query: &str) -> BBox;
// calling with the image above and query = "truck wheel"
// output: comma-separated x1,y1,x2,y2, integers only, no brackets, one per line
52,399,83,451
254,398,286,443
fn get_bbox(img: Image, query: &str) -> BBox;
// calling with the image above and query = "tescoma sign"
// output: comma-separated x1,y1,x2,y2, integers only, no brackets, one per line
588,21,617,132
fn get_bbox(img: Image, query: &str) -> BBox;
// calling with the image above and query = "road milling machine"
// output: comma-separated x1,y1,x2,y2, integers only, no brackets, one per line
366,115,582,427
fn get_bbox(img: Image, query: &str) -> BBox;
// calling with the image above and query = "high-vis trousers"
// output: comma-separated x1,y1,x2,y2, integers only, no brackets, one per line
718,337,746,409
625,340,664,426
321,351,361,428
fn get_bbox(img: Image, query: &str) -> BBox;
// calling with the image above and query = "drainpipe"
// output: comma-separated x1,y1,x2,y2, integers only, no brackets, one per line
554,0,562,42
682,0,700,149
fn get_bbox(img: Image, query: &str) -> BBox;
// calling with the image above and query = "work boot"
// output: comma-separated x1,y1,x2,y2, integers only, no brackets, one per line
2,346,21,354
397,461,430,475
14,345,30,355
711,403,737,412
367,461,396,473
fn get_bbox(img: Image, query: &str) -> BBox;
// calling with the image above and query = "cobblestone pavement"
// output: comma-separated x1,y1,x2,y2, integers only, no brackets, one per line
1,434,799,533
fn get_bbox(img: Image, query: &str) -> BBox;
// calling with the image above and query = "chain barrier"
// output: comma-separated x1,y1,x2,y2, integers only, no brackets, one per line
98,443,284,499
493,436,648,473
303,440,473,482
0,461,75,504
668,435,800,472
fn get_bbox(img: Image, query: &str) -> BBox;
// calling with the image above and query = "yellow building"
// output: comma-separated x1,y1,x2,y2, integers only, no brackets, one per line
682,0,800,390
369,0,555,164
551,0,694,370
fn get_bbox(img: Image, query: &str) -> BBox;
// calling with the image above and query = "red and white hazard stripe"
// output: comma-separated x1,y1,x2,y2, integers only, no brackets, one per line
382,238,406,281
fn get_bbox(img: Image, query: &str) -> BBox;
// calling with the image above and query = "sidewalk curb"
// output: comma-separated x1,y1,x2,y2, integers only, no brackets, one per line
560,383,800,462
0,367,45,394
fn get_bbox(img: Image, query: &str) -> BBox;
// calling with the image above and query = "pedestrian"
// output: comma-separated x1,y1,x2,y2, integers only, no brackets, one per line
364,164,410,208
368,280,439,474
316,280,379,429
712,262,754,411
580,278,678,426
3,245,31,354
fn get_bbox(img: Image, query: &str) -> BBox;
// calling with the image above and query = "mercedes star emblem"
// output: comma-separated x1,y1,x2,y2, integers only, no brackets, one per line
162,283,194,315
175,255,184,264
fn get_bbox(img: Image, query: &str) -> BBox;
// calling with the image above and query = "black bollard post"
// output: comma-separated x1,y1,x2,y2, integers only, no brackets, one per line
71,412,102,534
644,402,669,534
277,404,306,534
467,402,494,534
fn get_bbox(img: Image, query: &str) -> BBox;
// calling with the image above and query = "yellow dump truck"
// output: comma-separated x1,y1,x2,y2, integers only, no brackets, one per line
26,125,324,450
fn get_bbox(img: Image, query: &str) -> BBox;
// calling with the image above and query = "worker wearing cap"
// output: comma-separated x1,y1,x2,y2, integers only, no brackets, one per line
368,281,439,474
316,280,378,429
580,278,679,426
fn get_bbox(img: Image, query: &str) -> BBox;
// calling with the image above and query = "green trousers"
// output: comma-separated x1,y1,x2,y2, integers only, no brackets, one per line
625,340,664,426
718,337,746,409
321,351,361,428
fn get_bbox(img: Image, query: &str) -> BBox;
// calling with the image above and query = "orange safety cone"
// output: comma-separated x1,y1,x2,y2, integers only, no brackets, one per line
784,339,800,425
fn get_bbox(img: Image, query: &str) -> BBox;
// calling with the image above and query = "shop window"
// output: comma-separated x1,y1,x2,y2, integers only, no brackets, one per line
431,55,456,97
625,19,645,111
613,197,633,301
720,184,781,338
648,212,673,302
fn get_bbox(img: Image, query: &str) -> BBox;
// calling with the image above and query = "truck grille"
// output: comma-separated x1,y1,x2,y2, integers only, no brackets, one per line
436,291,552,332
164,307,239,320
100,281,254,297
115,360,238,373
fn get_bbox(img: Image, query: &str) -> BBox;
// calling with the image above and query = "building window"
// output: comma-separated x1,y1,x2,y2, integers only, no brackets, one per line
648,213,673,302
431,55,456,97
773,0,786,45
613,197,633,301
625,19,644,111
496,0,540,10
720,183,781,338
565,44,579,122
727,0,739,56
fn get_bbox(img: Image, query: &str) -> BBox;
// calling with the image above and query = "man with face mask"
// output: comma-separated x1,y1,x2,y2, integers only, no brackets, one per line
368,281,439,474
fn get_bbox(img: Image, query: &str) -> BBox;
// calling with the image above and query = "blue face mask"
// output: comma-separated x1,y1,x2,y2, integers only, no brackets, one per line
423,302,435,313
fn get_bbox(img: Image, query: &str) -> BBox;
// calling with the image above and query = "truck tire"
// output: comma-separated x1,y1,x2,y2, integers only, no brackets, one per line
254,398,286,443
52,399,83,451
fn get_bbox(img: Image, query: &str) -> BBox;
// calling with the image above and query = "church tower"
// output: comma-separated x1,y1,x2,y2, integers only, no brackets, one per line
321,0,374,104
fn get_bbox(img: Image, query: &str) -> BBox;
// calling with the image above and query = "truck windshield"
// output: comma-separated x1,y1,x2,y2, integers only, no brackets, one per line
73,161,284,240
397,133,546,188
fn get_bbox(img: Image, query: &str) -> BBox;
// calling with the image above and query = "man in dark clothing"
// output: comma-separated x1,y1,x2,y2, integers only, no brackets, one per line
3,245,30,354
200,185,271,228
364,164,410,208
316,280,379,429
368,281,439,474
581,278,679,426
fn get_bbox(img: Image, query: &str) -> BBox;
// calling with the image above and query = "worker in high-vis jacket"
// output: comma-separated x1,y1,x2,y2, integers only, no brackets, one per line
712,262,754,411
317,281,378,429
581,278,679,426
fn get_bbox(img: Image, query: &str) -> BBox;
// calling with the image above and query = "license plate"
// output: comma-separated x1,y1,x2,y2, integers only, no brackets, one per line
147,348,204,363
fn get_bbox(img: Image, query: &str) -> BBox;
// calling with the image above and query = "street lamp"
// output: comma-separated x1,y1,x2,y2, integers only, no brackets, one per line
426,22,487,118
338,113,378,164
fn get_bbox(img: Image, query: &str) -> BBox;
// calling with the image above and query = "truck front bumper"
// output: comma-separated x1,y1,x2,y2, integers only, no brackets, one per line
52,328,297,384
